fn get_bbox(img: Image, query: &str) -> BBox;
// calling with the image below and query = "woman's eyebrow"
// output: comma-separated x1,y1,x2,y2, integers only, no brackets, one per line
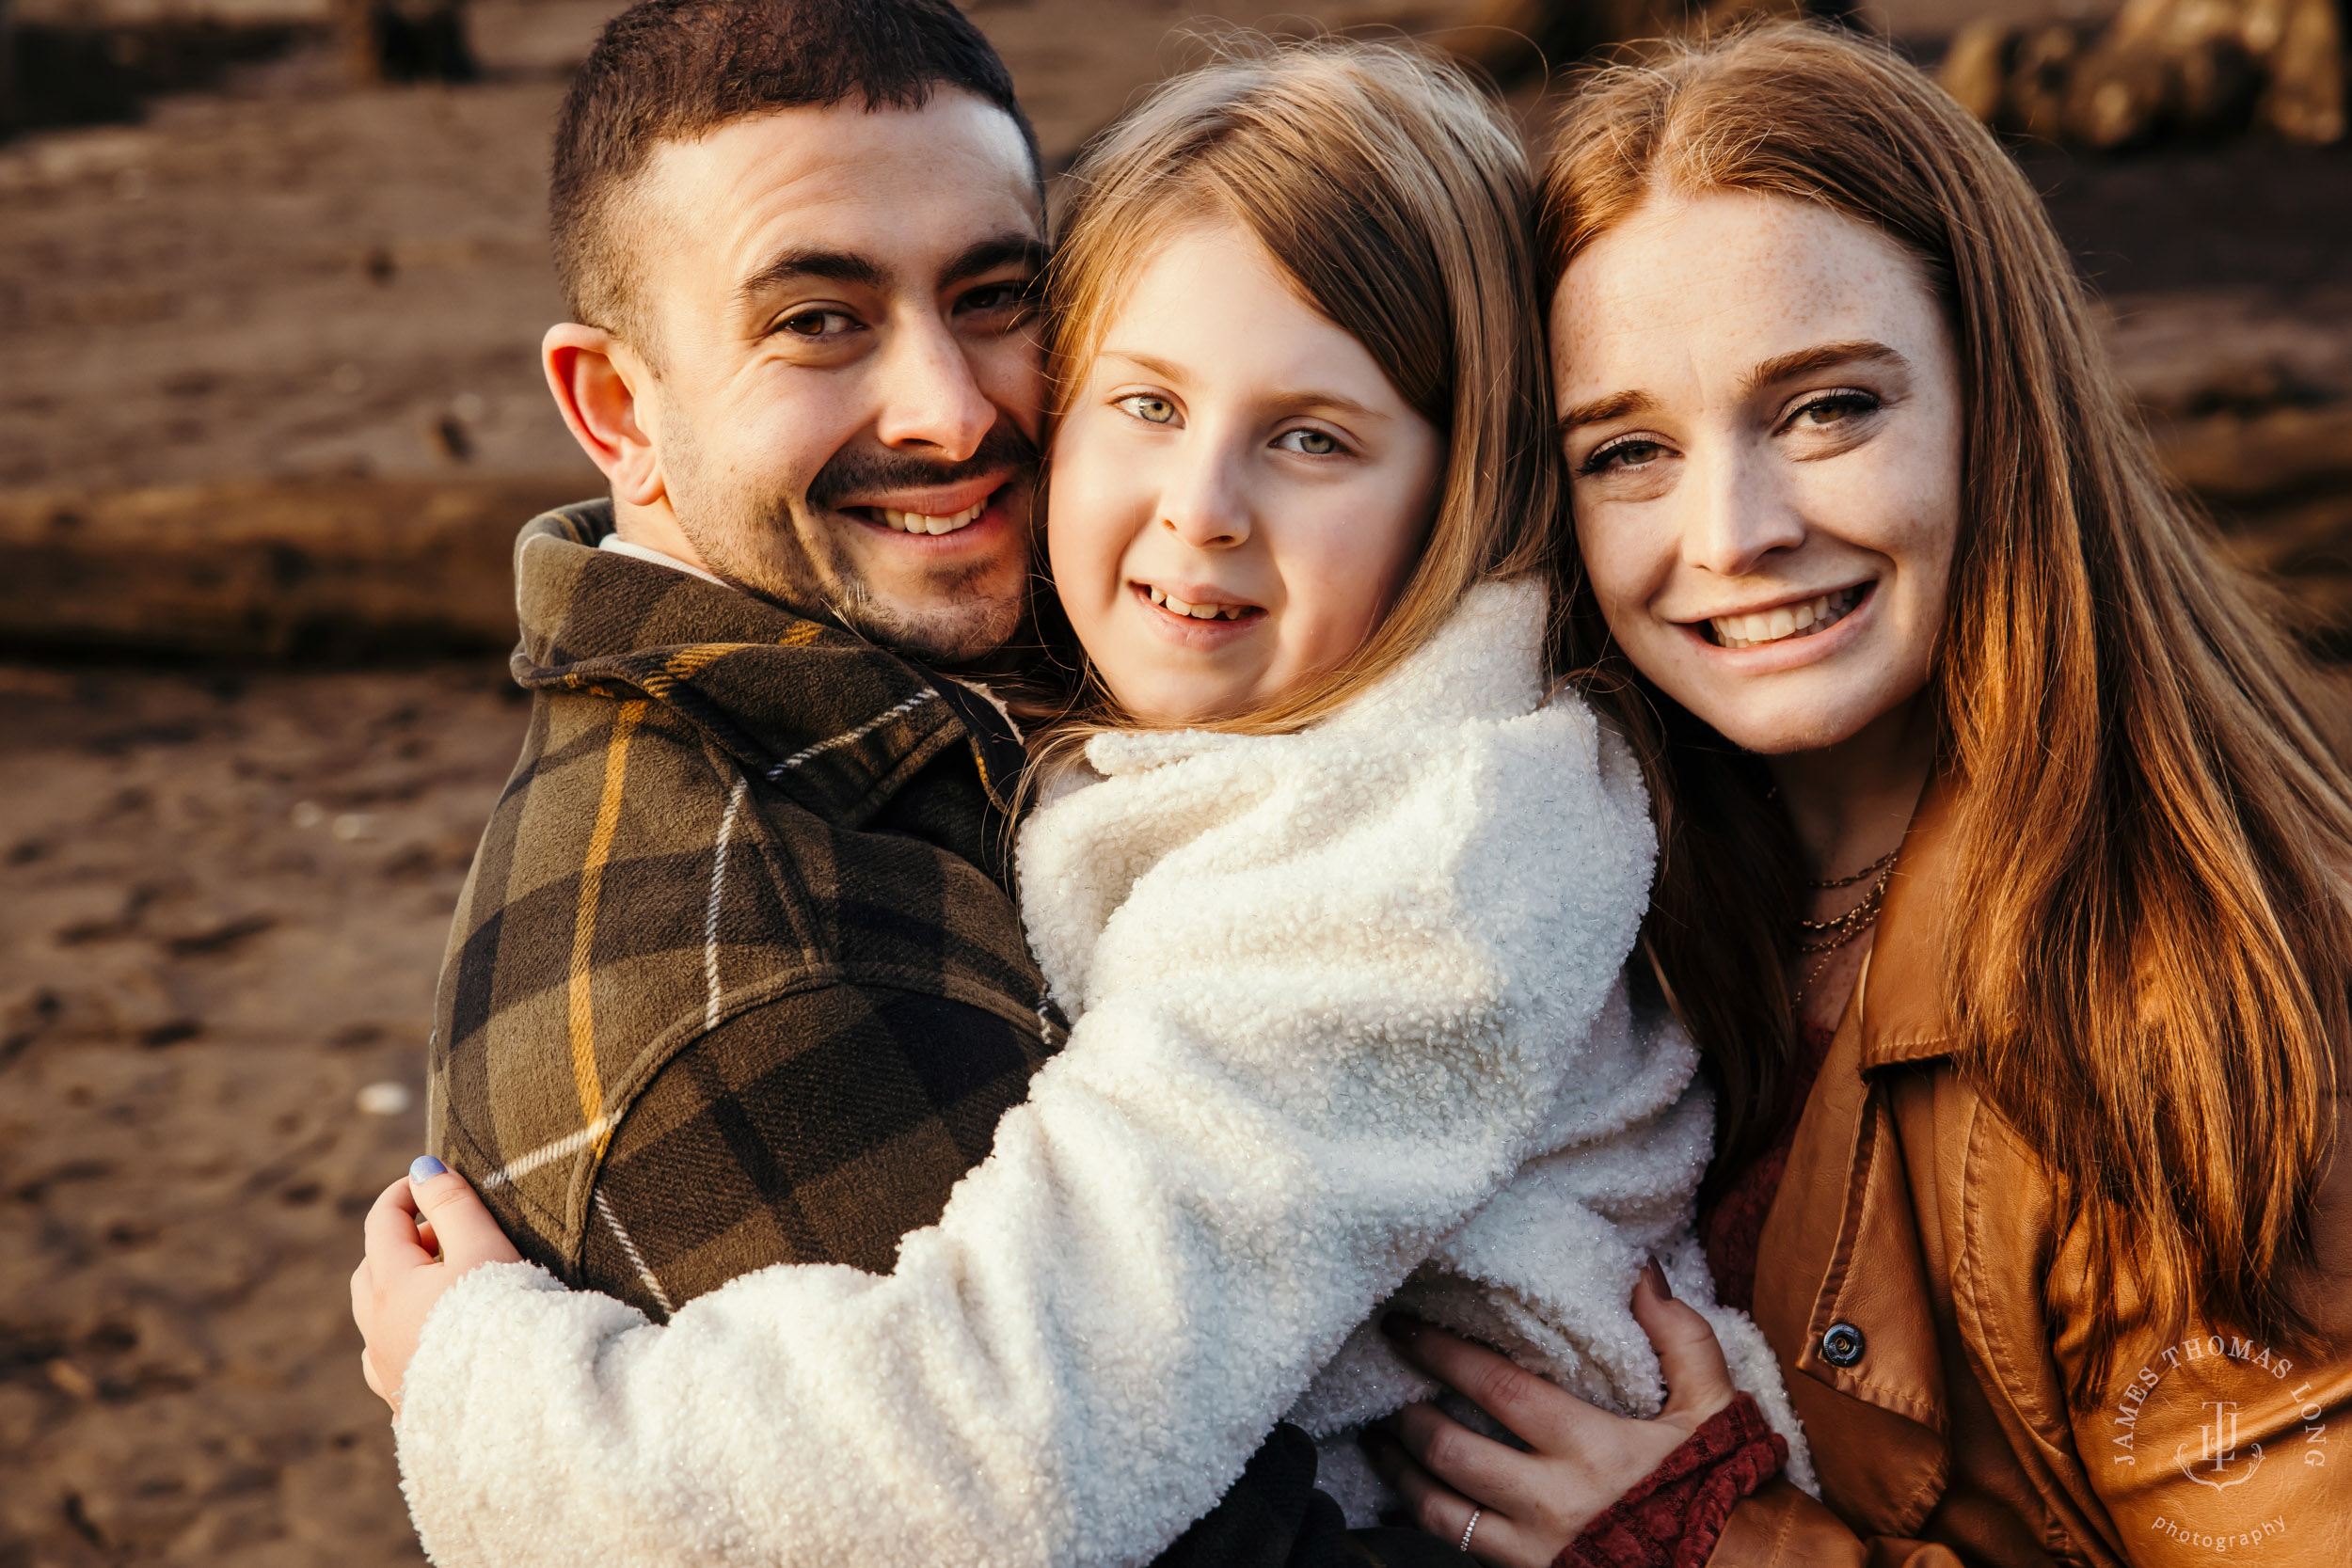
1558,390,1658,433
1740,340,1908,398
1560,342,1911,434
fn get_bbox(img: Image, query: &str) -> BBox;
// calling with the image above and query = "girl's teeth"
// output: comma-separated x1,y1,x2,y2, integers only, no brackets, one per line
880,501,985,535
1711,588,1858,650
1145,586,1248,620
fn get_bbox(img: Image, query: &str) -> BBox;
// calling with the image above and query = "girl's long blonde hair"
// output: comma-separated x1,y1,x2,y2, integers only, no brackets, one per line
1029,38,1557,750
1545,23,2352,1404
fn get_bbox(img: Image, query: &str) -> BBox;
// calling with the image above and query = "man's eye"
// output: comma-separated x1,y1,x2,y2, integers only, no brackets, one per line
1119,395,1179,425
778,310,855,338
1274,428,1341,456
960,282,1031,314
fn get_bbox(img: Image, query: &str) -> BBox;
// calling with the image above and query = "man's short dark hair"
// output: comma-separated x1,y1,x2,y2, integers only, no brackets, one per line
551,0,1038,345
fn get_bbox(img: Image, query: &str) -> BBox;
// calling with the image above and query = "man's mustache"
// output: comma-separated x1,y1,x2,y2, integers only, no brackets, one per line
805,420,1040,512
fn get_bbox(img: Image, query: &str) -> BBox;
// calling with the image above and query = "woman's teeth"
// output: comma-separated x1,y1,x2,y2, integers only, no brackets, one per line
1146,585,1250,621
1711,587,1862,650
879,500,985,535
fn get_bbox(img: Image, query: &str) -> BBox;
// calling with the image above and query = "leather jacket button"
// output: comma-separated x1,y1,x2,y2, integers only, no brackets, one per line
1820,1322,1866,1368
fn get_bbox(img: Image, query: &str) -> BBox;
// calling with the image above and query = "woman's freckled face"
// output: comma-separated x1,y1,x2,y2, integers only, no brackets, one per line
1046,222,1444,727
1555,190,1964,754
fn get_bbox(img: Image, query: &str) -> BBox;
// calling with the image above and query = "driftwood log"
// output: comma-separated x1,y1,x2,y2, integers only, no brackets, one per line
0,0,16,135
1940,0,2345,148
0,476,583,660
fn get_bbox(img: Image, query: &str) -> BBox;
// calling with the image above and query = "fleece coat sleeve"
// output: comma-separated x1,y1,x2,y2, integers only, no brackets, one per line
394,579,1656,1568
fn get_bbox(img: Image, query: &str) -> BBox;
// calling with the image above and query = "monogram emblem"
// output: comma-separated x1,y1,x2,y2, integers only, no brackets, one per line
2175,1400,2265,1491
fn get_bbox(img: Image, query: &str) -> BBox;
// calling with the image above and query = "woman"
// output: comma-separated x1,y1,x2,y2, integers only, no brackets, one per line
1369,22,2352,1567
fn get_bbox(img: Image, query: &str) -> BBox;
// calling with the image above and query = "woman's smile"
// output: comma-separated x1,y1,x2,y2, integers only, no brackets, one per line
1695,581,1868,651
1676,580,1879,675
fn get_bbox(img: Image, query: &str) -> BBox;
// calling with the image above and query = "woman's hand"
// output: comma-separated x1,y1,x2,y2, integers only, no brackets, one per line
348,1157,522,1418
1362,1262,1737,1567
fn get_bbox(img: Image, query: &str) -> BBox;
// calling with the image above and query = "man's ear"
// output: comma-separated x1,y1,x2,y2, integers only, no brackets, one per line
543,323,664,508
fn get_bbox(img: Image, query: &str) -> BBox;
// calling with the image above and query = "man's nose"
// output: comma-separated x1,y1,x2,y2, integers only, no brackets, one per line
871,311,999,462
1156,436,1252,550
1683,444,1804,577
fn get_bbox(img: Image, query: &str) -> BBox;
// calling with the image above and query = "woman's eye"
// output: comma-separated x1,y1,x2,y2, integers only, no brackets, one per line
1788,389,1881,428
1119,395,1179,425
778,309,856,339
1581,436,1666,475
1274,429,1341,455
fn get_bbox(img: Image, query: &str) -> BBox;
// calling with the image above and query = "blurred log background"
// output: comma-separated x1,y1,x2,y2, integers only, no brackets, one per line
1,2,2346,1563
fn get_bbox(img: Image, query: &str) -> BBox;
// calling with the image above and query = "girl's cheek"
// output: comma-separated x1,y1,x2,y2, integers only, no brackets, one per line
1044,458,1123,607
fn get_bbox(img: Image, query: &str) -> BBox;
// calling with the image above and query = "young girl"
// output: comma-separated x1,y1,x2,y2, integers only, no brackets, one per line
1367,24,2352,1567
358,42,1802,1565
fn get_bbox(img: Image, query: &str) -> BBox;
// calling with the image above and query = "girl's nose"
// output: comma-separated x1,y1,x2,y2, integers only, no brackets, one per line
1157,446,1253,550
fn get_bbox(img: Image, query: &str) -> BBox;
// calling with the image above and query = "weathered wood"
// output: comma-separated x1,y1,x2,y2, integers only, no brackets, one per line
0,0,17,136
1939,0,2344,147
0,475,589,659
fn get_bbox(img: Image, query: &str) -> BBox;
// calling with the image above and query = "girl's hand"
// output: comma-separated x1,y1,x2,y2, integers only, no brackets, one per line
1362,1263,1737,1567
348,1157,522,1418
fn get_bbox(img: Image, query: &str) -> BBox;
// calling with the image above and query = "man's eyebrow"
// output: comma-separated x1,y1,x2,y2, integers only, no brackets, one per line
1740,340,1909,399
734,247,887,305
1098,349,1383,420
941,233,1048,288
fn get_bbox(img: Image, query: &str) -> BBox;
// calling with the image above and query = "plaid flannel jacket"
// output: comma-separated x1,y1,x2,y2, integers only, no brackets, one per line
426,500,1055,1314
424,502,1441,1568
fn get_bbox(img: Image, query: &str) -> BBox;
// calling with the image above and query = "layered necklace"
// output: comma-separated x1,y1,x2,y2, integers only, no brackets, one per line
1791,847,1899,1008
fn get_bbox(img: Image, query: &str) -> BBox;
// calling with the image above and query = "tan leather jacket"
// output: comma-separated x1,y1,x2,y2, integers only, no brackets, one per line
1715,783,2352,1565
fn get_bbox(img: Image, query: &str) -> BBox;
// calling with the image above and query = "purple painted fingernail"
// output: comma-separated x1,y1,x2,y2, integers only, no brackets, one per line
1645,1254,1675,1301
409,1155,447,1181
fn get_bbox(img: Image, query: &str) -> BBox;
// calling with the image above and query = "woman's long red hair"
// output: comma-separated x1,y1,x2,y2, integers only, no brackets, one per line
1545,23,2352,1404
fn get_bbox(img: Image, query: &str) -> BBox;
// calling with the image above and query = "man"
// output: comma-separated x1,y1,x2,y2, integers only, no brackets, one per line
422,1,1350,1559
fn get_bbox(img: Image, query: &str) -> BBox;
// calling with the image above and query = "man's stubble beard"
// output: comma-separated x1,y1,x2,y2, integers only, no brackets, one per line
663,419,1037,665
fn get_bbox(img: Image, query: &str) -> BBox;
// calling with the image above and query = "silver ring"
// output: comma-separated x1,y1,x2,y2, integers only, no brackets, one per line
1458,1507,1482,1553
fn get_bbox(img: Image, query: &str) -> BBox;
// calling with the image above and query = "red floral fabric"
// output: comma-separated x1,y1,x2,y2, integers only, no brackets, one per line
1693,1021,1836,1313
1549,1393,1788,1568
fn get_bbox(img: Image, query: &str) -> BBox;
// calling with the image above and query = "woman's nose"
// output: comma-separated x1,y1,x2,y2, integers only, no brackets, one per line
1684,447,1804,577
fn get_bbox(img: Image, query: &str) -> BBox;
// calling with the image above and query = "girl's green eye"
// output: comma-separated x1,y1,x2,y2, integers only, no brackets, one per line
1277,429,1339,455
1120,395,1178,425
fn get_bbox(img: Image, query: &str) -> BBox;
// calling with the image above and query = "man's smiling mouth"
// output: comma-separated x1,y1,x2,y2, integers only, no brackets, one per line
873,500,987,536
1706,584,1867,649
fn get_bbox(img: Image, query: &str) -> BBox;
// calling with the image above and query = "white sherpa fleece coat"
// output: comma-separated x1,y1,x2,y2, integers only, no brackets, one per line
395,578,1800,1567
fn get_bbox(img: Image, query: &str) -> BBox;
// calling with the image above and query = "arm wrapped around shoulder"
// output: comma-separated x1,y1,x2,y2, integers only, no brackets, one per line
396,578,1661,1568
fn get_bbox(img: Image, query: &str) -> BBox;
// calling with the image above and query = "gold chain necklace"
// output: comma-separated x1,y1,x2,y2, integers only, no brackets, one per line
1790,849,1899,1007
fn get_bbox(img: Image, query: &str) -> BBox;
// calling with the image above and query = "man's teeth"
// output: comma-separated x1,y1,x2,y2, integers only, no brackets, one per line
1145,585,1250,621
1712,587,1861,650
879,500,986,535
